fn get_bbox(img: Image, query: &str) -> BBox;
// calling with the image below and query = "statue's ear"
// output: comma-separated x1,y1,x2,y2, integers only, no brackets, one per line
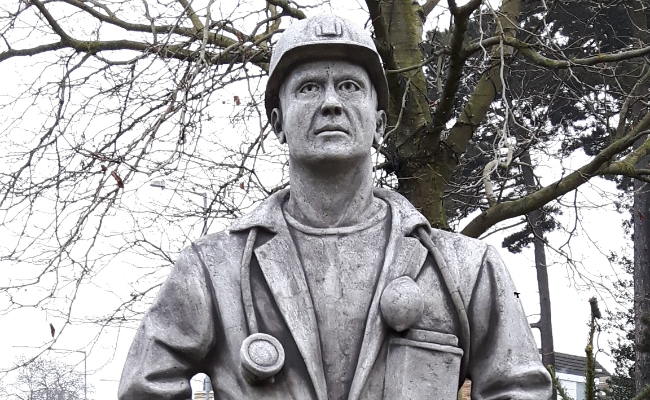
271,108,286,144
374,110,387,145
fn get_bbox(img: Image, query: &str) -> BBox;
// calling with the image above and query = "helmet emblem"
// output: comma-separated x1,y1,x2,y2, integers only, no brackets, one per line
315,19,343,37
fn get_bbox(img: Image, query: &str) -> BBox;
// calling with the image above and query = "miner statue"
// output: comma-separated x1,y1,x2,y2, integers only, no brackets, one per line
119,14,552,400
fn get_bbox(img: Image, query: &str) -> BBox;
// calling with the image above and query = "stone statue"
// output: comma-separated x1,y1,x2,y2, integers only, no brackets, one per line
118,14,552,400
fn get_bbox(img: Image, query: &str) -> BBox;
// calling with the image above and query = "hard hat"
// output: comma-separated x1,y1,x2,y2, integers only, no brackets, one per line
264,14,389,120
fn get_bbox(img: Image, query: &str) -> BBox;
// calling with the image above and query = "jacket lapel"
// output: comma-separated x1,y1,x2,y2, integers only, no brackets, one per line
254,226,328,400
348,193,429,400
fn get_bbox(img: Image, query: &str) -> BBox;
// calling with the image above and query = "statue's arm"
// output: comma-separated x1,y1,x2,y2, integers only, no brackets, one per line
118,246,217,400
466,245,552,400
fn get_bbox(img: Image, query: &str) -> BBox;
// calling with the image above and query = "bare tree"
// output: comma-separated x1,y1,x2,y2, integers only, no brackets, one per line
2,357,88,400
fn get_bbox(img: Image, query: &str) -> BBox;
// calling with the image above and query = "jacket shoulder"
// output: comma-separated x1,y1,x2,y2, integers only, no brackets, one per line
428,229,492,301
429,228,489,257
176,230,247,274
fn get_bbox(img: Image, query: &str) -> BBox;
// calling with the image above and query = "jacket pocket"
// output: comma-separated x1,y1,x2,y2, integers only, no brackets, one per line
383,329,463,400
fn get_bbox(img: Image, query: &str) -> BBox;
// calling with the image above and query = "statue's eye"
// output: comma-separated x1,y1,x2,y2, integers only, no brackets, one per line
299,83,320,94
339,81,360,92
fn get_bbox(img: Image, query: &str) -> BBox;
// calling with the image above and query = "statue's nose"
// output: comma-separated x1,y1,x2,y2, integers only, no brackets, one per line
320,86,343,116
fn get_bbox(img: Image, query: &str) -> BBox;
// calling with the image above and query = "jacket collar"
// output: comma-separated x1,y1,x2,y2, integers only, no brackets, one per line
229,187,431,400
229,188,430,236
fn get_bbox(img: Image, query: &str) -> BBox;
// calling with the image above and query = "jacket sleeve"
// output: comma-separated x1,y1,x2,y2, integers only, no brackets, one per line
118,245,217,400
466,245,552,400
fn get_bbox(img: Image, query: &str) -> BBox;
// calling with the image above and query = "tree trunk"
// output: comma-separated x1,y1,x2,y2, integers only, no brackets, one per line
366,0,440,224
520,145,555,397
626,0,650,392
634,150,650,393
530,211,554,369
367,0,523,230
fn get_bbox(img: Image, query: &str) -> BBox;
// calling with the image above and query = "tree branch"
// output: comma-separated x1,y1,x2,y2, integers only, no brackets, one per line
444,0,522,156
506,36,650,68
453,0,482,17
429,0,481,138
422,0,441,16
385,50,444,74
57,0,239,49
615,66,650,140
464,35,650,68
464,35,502,56
31,0,74,42
461,112,650,238
0,37,267,66
0,42,65,62
599,166,650,182
6,0,272,67
266,0,306,19
599,132,650,176
175,0,203,31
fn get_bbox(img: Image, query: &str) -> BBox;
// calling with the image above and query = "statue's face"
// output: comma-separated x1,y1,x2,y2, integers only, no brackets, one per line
273,60,386,165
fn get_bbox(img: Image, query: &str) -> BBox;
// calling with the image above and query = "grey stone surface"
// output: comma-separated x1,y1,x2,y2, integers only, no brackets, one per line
119,14,552,400
380,276,424,332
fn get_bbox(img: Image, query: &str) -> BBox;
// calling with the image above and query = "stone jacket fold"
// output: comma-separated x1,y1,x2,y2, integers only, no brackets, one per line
118,188,552,400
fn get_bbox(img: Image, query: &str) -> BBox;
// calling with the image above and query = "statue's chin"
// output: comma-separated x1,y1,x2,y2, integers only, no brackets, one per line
292,149,370,169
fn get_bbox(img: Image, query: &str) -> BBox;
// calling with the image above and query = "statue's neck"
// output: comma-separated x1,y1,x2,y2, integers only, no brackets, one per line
285,158,378,228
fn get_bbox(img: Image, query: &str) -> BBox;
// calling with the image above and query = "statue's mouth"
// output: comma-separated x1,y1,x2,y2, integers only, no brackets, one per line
315,125,349,135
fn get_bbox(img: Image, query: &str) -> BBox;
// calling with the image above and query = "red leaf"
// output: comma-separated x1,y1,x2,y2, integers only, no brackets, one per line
111,171,125,189
239,182,244,190
49,323,55,338
234,96,241,106
639,211,645,222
